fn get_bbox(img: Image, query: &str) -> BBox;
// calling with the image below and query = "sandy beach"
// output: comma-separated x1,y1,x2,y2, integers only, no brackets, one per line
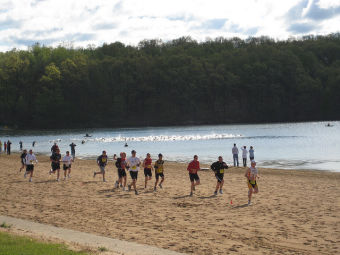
0,153,339,255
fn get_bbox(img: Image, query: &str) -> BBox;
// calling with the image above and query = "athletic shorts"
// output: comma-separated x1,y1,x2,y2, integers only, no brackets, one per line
130,171,138,180
26,165,34,172
63,164,71,170
215,173,224,183
99,165,105,173
189,173,199,182
144,168,152,177
155,172,164,179
250,156,254,160
118,168,126,178
51,163,60,171
248,180,258,189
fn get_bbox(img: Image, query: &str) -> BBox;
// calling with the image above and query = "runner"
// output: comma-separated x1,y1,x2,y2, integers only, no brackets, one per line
62,151,73,180
126,150,141,195
154,153,165,191
245,160,260,205
19,149,27,172
50,148,61,181
113,152,127,190
210,156,228,195
94,151,108,182
69,142,76,159
51,143,59,154
187,155,200,196
143,153,153,189
24,149,38,182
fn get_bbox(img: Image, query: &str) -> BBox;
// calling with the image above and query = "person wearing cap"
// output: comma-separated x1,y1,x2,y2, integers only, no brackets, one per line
94,150,108,182
154,153,165,191
245,160,260,205
24,149,38,182
187,155,201,196
210,156,228,195
126,150,141,195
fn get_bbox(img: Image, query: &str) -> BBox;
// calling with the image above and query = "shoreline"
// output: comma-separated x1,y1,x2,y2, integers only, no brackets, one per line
1,154,339,254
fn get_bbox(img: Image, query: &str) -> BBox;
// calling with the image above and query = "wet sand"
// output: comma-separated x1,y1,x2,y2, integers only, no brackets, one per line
0,154,339,254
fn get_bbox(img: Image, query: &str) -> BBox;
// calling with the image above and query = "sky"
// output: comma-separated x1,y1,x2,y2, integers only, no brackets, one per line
0,0,339,52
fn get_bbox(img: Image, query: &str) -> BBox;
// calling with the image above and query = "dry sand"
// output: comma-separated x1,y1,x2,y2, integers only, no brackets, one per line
0,153,339,255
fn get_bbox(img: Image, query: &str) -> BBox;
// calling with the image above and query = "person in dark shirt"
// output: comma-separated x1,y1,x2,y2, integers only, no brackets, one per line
210,156,228,195
7,140,11,155
113,152,127,190
93,151,108,182
51,143,59,154
32,141,36,147
19,149,27,172
50,148,61,181
19,141,23,151
69,143,76,159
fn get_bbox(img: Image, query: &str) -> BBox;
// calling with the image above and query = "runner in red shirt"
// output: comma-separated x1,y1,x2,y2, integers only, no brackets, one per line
187,155,200,196
143,153,153,189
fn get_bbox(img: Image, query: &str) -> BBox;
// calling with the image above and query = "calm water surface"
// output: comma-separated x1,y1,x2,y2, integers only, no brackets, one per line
0,121,339,171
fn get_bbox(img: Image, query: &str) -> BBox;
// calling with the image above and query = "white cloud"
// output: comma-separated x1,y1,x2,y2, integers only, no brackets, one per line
0,0,339,51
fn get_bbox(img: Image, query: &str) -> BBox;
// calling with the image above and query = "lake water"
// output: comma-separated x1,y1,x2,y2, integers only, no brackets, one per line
0,121,339,171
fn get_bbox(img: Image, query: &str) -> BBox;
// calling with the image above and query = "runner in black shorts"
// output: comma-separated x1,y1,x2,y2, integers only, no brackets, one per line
19,149,27,172
50,148,61,181
210,156,228,195
114,152,127,190
24,149,38,182
143,153,153,189
187,155,200,196
154,153,165,191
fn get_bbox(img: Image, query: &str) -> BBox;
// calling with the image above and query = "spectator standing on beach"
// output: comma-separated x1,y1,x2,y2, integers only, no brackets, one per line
94,150,108,182
187,155,201,196
143,153,153,189
0,140,2,153
24,149,38,182
113,152,127,190
7,140,11,155
154,153,165,191
210,156,228,195
62,151,73,180
249,146,255,161
126,150,141,195
245,160,260,205
232,144,239,167
19,141,23,151
4,141,7,152
19,149,27,172
32,141,36,147
50,148,61,181
69,142,76,159
242,146,248,167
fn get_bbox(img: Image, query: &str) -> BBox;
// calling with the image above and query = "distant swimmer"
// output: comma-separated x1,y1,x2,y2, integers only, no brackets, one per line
81,140,85,144
210,156,228,195
326,123,333,127
24,149,38,182
94,150,108,182
85,133,92,137
245,160,260,205
124,143,128,147
126,150,141,195
187,155,200,196
154,153,165,191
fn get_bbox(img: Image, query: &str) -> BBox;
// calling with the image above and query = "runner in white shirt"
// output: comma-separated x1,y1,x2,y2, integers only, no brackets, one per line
24,149,38,182
62,151,73,180
126,150,141,195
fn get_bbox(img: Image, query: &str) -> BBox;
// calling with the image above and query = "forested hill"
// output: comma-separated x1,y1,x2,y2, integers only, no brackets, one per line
0,34,340,129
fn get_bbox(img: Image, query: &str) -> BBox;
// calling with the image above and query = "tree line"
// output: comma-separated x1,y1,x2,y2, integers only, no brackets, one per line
0,34,340,129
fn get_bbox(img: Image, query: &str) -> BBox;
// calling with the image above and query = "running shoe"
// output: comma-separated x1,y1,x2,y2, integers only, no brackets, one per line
154,187,157,191
120,184,123,188
135,190,138,195
247,200,252,206
122,187,126,191
159,183,162,189
49,169,52,175
190,191,193,196
93,172,96,178
56,178,59,182
214,191,217,196
24,171,27,178
114,181,118,188
219,189,223,194
103,178,106,182
29,178,32,182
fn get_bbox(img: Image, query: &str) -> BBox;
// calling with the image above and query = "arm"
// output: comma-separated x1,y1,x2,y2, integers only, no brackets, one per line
245,168,250,179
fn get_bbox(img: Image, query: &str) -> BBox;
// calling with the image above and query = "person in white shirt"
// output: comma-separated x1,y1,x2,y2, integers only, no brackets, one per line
232,144,239,167
126,150,141,195
24,149,38,182
62,151,73,180
241,146,248,167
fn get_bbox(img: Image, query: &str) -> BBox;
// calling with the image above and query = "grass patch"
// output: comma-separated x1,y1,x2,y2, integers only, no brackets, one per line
0,222,11,229
0,231,90,255
98,246,108,252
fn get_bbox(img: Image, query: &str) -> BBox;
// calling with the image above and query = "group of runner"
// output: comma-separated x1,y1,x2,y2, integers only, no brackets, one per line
18,145,259,205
